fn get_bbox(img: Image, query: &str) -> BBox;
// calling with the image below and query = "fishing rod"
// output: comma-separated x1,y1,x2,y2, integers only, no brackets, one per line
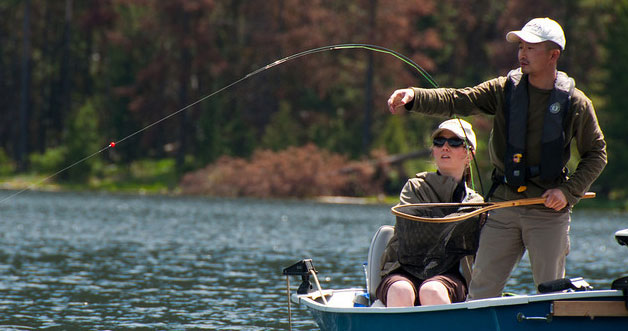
0,43,478,204
112,44,439,148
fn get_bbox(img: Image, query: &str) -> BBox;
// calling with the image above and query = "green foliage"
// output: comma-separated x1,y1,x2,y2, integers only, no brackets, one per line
91,158,177,193
374,115,412,155
306,107,362,157
63,99,102,182
595,0,628,200
203,101,256,160
0,148,16,176
195,100,229,164
29,146,68,174
261,101,302,150
1,1,626,200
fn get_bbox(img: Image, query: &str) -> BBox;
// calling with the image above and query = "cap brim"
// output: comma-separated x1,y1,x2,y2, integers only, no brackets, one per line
506,31,546,44
431,128,455,139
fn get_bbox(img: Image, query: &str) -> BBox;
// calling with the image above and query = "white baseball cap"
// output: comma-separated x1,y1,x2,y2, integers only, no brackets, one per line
431,118,477,151
506,17,566,50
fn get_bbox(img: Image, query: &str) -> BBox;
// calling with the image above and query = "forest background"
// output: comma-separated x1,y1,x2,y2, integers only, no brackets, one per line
1,0,627,207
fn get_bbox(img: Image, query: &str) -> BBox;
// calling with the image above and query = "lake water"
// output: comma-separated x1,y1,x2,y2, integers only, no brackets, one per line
0,190,626,330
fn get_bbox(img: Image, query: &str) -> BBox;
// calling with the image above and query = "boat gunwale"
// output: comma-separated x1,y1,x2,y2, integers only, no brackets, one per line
292,288,626,314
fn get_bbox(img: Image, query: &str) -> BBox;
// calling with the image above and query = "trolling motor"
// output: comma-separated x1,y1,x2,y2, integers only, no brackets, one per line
611,229,628,309
283,259,327,331
282,259,328,303
283,259,319,295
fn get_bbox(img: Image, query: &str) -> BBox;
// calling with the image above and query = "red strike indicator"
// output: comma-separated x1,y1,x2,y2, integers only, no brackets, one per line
109,142,116,148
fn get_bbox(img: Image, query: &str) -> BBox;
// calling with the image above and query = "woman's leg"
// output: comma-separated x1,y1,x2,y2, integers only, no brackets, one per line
386,280,416,307
418,281,450,305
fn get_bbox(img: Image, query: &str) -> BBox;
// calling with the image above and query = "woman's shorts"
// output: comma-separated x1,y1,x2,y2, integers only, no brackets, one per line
375,269,467,306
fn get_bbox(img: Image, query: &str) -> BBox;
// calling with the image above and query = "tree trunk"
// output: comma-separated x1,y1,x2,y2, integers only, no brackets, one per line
38,2,52,153
18,0,32,171
362,0,377,155
176,10,191,172
56,0,73,141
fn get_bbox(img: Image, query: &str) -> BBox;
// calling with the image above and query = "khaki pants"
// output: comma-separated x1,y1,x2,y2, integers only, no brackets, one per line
467,206,570,300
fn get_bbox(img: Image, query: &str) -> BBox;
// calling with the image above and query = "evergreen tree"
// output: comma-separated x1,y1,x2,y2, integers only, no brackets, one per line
63,98,101,182
261,101,302,151
597,0,628,199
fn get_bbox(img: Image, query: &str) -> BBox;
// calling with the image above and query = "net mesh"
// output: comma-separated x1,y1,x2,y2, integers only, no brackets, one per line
392,204,486,279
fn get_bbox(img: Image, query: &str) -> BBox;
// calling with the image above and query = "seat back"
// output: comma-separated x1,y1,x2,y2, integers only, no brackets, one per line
616,229,628,246
367,225,394,301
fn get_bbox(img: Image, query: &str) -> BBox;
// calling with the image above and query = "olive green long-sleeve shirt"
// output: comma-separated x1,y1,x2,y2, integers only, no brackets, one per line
408,75,607,209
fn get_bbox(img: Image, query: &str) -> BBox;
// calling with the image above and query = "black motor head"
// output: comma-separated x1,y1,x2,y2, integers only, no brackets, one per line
283,259,318,295
615,229,628,246
283,259,317,276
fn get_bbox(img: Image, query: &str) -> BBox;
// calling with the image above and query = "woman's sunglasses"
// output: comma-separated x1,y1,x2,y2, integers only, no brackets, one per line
433,136,466,148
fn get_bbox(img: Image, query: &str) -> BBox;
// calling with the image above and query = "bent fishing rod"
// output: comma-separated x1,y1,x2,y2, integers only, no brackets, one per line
0,43,478,204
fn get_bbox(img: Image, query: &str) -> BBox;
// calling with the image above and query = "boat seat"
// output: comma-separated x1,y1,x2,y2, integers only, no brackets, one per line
367,225,394,303
615,228,628,246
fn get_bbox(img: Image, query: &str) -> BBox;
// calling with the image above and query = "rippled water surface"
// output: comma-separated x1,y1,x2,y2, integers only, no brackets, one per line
0,190,626,330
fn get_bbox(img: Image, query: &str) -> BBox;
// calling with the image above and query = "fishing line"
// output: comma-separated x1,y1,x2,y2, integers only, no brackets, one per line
453,116,485,195
0,44,440,205
0,146,111,205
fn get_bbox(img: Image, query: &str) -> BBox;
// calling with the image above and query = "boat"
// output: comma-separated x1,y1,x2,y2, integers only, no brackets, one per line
283,228,628,331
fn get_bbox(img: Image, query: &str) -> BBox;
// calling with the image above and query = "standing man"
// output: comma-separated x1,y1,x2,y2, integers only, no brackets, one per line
387,17,607,299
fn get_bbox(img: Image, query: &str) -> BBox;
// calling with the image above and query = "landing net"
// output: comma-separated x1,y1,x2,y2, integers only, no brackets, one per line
391,204,486,279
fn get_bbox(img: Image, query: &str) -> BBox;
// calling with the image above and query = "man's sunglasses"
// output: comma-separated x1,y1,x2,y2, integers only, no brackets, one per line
433,136,466,148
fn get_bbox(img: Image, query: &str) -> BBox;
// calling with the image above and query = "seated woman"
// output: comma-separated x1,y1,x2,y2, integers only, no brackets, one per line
376,118,484,307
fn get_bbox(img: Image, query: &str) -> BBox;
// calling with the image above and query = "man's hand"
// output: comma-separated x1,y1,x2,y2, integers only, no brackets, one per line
542,188,568,211
387,88,415,114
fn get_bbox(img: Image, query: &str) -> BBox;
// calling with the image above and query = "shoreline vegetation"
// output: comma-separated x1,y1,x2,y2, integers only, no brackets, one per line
0,144,402,205
0,178,619,210
0,174,395,205
1,144,624,210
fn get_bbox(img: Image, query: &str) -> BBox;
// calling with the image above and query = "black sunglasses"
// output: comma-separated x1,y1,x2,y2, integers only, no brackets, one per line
433,136,466,148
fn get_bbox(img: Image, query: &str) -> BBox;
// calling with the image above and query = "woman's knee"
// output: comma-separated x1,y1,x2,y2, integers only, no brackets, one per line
419,281,450,305
386,280,415,307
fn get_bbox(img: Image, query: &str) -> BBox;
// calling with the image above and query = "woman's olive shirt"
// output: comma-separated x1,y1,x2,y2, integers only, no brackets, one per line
380,172,484,283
